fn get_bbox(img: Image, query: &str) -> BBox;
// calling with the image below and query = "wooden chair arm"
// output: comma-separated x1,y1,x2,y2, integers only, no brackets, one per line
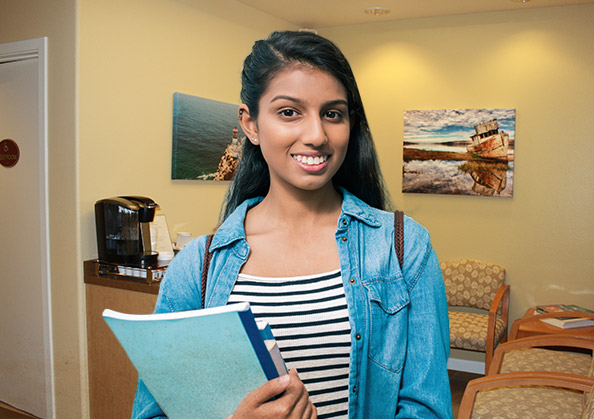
485,284,510,370
509,311,594,340
488,333,594,375
457,372,594,419
488,284,510,318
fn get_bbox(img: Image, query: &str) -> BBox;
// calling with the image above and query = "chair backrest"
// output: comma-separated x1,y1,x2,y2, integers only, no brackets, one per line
441,259,506,311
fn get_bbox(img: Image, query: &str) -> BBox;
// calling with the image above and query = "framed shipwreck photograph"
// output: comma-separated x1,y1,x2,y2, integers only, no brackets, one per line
171,93,245,180
402,108,515,197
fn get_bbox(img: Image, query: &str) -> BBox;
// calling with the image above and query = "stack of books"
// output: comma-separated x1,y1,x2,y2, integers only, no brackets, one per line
103,302,287,418
534,304,594,329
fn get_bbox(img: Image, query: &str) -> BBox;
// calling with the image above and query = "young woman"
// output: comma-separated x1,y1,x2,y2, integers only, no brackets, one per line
133,31,452,419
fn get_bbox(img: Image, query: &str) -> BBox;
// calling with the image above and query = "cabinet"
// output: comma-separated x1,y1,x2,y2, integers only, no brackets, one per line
84,260,161,418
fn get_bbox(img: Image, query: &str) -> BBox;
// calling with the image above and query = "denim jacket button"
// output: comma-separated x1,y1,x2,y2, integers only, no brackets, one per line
341,237,347,242
353,386,357,393
349,277,356,284
342,219,347,226
355,333,361,340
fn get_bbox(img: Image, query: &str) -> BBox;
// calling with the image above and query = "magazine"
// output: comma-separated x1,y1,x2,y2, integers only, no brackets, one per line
534,304,594,329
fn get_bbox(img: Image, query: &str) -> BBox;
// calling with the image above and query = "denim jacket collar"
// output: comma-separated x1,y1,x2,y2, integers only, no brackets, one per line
339,188,382,228
210,196,262,251
210,188,381,252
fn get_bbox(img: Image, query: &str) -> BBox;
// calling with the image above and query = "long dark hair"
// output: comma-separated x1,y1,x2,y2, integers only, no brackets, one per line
221,31,390,221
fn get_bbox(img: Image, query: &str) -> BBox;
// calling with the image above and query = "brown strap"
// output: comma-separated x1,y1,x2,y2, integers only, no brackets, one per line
394,210,404,271
200,211,404,306
201,234,214,308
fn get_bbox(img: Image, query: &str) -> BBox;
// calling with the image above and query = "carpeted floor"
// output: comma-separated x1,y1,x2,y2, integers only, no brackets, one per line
450,369,483,418
0,403,38,419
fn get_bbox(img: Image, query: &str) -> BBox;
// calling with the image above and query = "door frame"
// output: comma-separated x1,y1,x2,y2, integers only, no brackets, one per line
0,37,53,418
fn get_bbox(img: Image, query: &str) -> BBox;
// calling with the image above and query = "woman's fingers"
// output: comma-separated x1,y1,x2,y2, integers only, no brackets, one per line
232,373,290,418
280,369,317,418
232,369,317,418
244,373,291,407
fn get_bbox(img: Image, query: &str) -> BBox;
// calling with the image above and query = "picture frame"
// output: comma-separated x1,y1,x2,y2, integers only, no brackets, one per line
402,108,515,197
171,93,245,180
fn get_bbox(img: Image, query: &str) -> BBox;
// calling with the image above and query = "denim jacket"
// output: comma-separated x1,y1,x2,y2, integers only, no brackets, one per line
132,189,452,418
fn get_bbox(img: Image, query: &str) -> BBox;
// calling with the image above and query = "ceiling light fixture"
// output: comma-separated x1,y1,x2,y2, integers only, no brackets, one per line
364,7,391,17
510,0,531,3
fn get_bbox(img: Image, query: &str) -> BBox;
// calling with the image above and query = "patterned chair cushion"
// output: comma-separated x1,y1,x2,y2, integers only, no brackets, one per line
449,311,507,351
500,348,593,377
441,259,505,311
472,386,584,419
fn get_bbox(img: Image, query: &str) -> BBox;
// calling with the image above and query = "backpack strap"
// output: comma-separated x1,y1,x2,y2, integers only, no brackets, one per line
394,210,404,271
200,211,405,307
201,234,214,308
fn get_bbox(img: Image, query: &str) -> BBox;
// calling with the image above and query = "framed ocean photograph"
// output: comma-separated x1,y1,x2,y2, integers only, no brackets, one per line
171,93,245,180
402,108,515,197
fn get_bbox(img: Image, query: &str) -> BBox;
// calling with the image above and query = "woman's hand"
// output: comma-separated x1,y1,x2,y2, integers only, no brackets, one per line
228,369,317,418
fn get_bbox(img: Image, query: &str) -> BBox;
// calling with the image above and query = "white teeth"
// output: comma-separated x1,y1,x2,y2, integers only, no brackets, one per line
293,155,327,165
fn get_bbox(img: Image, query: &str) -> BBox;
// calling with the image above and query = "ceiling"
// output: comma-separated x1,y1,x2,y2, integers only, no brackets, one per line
233,0,594,28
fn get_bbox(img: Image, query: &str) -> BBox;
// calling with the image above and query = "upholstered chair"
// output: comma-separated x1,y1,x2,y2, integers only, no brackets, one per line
457,371,594,419
488,334,594,377
441,259,510,372
458,334,594,419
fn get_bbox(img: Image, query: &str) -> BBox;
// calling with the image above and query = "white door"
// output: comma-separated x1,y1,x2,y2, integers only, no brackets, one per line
0,38,53,418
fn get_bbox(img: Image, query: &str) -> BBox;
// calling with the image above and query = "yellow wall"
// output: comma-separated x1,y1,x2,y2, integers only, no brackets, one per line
78,0,297,261
320,5,594,358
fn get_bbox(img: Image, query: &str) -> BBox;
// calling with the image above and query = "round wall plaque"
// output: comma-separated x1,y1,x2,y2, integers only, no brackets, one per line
0,139,20,168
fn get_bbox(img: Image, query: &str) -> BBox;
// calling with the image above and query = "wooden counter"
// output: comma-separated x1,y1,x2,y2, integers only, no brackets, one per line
84,260,162,419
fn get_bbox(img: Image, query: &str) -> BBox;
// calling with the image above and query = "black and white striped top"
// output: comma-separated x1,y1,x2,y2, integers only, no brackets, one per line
228,269,351,418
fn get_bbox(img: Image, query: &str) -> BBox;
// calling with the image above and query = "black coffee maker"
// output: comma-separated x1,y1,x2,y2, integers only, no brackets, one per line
95,196,160,267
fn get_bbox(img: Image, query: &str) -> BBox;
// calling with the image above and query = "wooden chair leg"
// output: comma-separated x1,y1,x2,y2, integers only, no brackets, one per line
485,348,493,374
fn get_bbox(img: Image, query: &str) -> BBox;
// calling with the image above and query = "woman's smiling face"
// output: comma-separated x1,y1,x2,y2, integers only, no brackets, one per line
244,65,350,194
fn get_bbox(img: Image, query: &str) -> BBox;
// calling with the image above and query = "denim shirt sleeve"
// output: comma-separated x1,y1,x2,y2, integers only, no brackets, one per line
131,236,207,419
396,227,452,418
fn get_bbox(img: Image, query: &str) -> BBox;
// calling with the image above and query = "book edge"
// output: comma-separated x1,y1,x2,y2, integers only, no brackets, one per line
536,304,594,314
102,301,250,321
540,317,594,329
238,309,280,381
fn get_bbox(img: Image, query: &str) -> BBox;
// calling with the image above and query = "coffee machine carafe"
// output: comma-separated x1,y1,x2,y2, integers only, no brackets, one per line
95,196,160,267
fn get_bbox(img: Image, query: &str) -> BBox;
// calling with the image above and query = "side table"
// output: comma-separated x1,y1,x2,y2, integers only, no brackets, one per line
509,307,594,340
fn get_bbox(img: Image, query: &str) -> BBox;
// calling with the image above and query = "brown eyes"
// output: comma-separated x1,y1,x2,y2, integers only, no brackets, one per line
278,109,345,120
280,109,297,117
